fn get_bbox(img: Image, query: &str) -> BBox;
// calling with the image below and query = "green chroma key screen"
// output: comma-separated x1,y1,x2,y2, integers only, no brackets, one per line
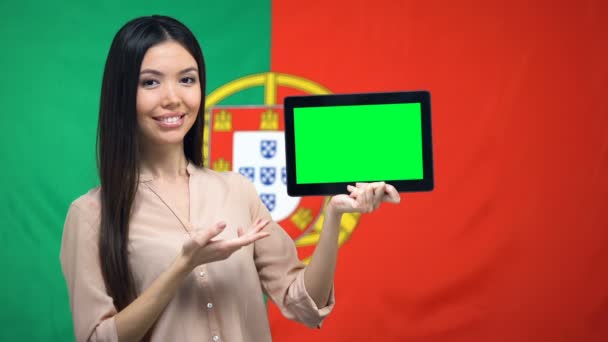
293,103,424,184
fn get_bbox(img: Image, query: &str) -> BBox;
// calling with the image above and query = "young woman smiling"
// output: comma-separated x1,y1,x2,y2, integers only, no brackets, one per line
60,15,400,342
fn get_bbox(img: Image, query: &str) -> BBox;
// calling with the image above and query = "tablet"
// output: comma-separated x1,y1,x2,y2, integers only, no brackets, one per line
283,90,434,196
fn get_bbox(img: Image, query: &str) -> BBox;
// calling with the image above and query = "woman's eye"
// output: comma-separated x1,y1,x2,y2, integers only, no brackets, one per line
141,79,159,87
181,77,196,84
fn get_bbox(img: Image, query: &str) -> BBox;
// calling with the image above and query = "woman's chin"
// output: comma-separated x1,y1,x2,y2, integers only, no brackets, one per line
140,134,188,149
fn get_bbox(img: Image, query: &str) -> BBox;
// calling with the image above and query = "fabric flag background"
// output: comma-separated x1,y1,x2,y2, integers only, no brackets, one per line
0,0,606,341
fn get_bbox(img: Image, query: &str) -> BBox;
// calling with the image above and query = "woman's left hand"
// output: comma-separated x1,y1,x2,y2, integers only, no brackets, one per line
327,182,401,215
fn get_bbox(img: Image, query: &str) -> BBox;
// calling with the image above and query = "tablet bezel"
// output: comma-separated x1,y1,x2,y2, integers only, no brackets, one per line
283,90,434,196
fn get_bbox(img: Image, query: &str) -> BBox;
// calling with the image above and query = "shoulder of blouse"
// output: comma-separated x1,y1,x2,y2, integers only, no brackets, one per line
67,186,102,226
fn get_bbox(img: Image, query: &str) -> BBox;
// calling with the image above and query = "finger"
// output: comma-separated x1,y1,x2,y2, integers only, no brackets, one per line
244,231,271,244
372,182,385,209
355,186,370,212
347,185,360,198
348,196,367,213
382,184,401,203
253,219,270,232
364,185,374,212
195,221,227,245
235,220,269,242
355,182,369,189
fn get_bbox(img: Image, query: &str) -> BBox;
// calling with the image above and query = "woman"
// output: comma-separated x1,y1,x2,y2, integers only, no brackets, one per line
60,15,400,342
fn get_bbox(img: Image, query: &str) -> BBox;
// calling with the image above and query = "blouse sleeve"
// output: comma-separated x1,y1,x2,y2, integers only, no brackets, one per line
59,201,119,342
238,174,336,328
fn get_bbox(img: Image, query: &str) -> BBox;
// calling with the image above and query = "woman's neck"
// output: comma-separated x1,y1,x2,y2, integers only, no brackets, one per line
138,142,189,180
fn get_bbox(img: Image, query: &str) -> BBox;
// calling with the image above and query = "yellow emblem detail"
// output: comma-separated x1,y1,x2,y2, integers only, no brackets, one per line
213,110,232,132
204,72,331,163
212,158,231,172
290,207,313,231
260,109,279,130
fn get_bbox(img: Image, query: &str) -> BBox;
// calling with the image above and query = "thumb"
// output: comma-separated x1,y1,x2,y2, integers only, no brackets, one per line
382,184,401,204
193,221,227,245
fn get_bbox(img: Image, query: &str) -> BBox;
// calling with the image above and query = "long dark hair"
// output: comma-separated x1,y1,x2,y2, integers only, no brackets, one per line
97,15,206,311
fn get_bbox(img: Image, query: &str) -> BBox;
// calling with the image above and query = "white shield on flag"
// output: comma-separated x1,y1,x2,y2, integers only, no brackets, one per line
233,131,300,221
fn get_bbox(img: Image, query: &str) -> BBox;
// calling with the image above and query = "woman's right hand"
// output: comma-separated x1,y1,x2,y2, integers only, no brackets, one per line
180,219,271,271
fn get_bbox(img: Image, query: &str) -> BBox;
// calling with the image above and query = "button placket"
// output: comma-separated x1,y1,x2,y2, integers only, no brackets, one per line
195,265,208,282
196,265,221,341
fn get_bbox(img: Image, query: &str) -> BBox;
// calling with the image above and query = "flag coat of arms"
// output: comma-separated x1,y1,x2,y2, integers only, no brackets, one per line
208,106,332,262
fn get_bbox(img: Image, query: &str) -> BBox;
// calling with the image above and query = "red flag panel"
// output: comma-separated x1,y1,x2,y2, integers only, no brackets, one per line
269,0,608,341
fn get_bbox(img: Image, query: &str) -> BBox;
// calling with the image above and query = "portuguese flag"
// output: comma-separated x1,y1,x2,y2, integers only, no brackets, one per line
1,0,607,341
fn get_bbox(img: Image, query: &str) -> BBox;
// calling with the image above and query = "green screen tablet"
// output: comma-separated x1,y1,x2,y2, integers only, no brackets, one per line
283,91,434,196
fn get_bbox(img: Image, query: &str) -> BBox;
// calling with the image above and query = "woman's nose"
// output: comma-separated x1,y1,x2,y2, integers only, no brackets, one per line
161,84,181,108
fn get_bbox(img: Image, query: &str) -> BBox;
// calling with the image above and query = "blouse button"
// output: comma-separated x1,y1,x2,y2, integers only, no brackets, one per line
212,335,219,342
207,302,213,309
199,271,205,277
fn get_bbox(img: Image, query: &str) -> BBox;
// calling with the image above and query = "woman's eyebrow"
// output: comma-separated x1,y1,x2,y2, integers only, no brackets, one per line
140,67,198,76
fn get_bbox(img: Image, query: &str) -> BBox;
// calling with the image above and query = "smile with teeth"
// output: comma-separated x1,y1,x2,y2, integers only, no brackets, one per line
155,114,185,123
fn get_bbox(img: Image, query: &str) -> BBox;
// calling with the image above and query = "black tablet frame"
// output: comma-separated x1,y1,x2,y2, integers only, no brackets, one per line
283,90,434,196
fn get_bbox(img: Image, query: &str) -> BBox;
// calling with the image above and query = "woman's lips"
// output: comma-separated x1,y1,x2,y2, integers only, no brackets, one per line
153,114,186,128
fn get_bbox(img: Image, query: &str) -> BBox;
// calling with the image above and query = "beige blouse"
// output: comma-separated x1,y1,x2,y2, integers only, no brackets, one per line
60,163,334,342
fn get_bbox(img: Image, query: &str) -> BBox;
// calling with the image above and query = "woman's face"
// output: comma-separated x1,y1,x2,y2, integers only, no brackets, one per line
136,41,201,149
